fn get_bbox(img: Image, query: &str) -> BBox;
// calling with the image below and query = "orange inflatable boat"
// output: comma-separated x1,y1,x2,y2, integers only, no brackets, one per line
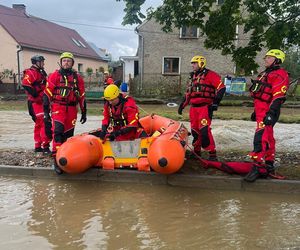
56,114,189,174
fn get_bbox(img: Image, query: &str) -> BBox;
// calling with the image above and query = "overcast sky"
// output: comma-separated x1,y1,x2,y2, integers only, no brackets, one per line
1,0,162,60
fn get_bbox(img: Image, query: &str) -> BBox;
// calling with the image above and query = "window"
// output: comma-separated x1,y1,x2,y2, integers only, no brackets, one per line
78,40,87,48
72,38,81,47
72,38,87,48
162,57,180,75
180,26,199,38
78,63,83,73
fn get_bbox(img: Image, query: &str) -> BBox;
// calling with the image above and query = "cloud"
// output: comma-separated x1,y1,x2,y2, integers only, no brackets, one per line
113,41,138,58
1,0,162,60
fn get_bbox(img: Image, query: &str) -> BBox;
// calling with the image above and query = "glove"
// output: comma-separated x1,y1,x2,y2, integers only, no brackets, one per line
251,112,256,121
80,112,87,124
263,112,275,126
178,103,184,115
98,130,107,140
44,113,52,139
211,104,218,111
108,131,121,141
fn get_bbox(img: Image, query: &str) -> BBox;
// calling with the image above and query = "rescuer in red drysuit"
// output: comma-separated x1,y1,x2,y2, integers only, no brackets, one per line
93,84,142,141
178,55,225,160
43,52,87,158
245,49,289,181
22,55,51,154
103,71,114,88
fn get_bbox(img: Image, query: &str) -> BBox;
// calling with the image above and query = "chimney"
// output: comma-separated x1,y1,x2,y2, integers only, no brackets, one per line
12,4,26,14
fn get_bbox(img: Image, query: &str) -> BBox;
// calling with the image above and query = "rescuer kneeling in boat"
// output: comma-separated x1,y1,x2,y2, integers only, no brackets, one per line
96,84,141,141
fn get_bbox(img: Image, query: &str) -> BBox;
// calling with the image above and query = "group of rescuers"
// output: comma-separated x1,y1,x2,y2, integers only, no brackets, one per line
22,49,289,177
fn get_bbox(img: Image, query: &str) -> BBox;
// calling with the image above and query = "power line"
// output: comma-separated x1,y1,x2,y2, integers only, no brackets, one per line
0,10,253,40
0,11,134,32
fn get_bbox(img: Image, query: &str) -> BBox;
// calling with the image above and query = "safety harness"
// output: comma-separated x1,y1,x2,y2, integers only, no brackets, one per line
108,95,129,127
249,66,280,103
52,70,80,106
189,69,216,99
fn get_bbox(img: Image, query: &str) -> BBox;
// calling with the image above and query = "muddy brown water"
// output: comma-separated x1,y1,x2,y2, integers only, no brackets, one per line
0,177,299,249
0,111,300,249
0,111,299,152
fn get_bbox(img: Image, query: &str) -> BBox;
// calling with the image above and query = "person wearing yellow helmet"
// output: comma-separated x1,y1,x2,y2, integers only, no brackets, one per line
43,52,87,174
245,49,289,182
178,55,226,160
92,84,140,141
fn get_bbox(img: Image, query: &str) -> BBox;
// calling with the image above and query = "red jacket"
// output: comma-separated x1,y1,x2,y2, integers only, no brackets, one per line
250,66,289,104
22,66,47,103
184,68,225,107
102,94,139,130
45,69,86,111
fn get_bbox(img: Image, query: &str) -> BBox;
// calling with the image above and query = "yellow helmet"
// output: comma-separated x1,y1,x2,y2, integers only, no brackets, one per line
265,49,285,63
191,55,206,68
104,84,120,101
60,52,74,60
104,71,109,74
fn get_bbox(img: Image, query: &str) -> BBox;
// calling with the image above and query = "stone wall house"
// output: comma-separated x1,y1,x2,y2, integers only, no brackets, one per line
134,16,266,98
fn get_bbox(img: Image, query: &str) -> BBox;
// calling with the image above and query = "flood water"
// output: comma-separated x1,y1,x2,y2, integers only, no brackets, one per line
0,177,299,250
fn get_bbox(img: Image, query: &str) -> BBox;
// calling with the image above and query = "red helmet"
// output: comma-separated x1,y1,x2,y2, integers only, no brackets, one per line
106,78,114,85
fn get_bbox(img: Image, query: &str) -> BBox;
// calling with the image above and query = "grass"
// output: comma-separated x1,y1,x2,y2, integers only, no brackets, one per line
1,100,300,123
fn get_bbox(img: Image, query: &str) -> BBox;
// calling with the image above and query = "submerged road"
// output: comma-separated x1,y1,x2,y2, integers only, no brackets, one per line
0,111,299,152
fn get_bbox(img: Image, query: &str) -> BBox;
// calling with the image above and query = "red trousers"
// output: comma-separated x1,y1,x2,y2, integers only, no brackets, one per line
51,103,78,154
32,103,50,149
253,104,275,162
189,105,216,153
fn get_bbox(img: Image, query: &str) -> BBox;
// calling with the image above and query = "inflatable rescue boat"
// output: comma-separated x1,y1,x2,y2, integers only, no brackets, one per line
56,114,189,174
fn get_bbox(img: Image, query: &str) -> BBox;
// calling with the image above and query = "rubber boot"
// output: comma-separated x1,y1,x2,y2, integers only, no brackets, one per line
208,151,218,161
265,160,275,174
244,165,260,182
53,157,63,175
34,147,43,153
43,147,52,156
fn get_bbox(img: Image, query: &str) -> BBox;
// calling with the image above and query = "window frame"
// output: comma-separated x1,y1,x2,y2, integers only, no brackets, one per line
78,63,83,73
216,0,225,5
162,56,181,75
179,26,199,39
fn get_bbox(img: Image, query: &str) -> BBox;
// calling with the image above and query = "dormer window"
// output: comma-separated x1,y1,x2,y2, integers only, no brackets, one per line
72,38,87,48
72,38,81,46
78,40,86,48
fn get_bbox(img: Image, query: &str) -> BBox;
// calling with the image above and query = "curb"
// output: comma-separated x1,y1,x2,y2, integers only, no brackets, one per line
0,165,300,194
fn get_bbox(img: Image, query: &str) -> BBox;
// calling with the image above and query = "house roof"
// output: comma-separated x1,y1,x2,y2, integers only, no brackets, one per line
88,42,111,61
0,4,103,60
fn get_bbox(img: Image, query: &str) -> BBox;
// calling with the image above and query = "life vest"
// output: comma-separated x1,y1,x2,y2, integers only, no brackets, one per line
107,95,130,127
189,69,216,99
52,70,80,105
249,66,280,103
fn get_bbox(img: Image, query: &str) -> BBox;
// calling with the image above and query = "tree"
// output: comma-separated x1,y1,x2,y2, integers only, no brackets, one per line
0,69,13,84
85,67,93,84
117,0,300,75
283,48,300,79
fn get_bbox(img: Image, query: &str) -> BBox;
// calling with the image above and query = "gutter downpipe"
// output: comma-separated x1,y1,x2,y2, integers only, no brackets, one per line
140,34,144,93
135,27,144,94
119,57,125,83
17,45,23,90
